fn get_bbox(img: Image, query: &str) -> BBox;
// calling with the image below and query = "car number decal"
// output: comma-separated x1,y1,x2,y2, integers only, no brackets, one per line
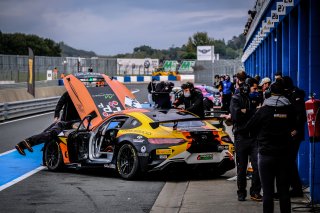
197,153,214,160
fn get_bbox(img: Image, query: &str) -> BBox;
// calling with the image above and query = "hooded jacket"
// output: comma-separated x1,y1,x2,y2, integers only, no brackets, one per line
244,95,295,156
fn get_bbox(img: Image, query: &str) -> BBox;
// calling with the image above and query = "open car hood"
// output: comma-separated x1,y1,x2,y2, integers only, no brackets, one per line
63,73,141,128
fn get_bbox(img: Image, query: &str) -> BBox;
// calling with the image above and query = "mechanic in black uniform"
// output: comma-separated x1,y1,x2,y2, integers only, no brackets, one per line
243,79,295,213
15,120,79,156
153,81,174,109
15,91,80,155
229,75,262,202
283,76,306,197
54,91,80,122
173,82,204,118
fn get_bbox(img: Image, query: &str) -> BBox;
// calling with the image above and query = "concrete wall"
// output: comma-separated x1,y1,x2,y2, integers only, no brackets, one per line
0,86,66,103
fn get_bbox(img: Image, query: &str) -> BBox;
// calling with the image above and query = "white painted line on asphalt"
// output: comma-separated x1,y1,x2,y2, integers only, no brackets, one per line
0,166,45,192
0,149,16,157
0,112,53,126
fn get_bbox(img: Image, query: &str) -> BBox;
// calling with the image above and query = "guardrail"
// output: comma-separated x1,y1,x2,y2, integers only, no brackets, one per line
0,97,59,121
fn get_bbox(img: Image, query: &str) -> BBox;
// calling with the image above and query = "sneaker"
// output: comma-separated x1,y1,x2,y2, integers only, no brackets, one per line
15,144,26,156
22,140,33,153
251,194,263,202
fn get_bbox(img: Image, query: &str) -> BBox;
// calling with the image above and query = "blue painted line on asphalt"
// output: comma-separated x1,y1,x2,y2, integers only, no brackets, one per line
0,144,43,186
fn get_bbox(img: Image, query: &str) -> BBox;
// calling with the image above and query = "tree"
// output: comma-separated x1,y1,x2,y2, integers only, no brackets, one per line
0,33,62,56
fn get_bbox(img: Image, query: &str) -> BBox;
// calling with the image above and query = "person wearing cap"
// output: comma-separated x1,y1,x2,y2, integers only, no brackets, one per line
242,78,295,213
173,82,204,118
259,77,271,101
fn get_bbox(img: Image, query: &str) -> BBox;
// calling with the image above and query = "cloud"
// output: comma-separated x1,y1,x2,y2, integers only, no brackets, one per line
0,0,255,55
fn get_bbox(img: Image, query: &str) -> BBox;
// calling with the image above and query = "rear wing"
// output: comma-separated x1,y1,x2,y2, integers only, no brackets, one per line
149,110,229,129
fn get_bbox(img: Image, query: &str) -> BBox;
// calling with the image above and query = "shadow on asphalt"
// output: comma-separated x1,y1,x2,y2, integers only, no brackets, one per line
42,165,231,182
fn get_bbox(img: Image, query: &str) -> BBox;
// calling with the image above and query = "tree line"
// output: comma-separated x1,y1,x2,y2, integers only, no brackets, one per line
0,31,245,60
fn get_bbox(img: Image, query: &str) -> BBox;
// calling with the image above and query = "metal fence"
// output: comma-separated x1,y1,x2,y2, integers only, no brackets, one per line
0,55,117,82
194,60,243,85
0,97,59,121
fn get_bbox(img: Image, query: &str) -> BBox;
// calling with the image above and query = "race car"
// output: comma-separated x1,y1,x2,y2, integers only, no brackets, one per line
43,108,235,179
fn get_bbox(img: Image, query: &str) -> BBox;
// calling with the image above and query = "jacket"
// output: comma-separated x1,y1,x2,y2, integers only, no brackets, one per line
54,92,80,121
244,96,295,156
230,92,258,135
174,89,204,118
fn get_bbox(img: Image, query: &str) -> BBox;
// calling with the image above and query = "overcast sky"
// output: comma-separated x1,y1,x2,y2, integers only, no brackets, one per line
0,0,256,55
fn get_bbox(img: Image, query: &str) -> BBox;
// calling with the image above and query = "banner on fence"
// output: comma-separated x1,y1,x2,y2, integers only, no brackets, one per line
27,47,35,97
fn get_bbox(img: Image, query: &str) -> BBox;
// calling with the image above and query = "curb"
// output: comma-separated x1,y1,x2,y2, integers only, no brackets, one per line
150,181,189,213
113,75,179,83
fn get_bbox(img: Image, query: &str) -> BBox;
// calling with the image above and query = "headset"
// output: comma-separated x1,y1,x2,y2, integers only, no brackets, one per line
239,78,252,95
181,82,194,91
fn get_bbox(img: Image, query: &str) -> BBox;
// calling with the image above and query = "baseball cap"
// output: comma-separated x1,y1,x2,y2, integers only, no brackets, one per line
259,77,271,86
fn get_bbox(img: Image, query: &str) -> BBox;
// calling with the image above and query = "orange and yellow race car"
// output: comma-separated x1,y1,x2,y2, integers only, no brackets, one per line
43,73,235,179
44,109,234,179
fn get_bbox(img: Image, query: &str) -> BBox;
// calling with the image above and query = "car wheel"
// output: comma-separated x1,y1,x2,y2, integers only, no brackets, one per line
116,143,139,179
44,140,64,171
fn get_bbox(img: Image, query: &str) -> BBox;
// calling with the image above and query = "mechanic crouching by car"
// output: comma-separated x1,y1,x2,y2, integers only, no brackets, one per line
173,82,205,118
229,75,262,202
15,120,80,156
242,79,295,213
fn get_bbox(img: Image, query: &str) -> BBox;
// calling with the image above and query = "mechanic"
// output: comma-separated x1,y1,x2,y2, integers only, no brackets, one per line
242,79,295,213
54,91,80,122
229,74,262,202
15,120,80,156
173,82,205,118
153,81,174,109
147,77,157,107
220,75,234,113
283,76,306,198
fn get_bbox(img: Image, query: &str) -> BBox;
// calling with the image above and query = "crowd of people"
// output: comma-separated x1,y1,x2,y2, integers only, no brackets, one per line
149,71,307,213
216,71,306,213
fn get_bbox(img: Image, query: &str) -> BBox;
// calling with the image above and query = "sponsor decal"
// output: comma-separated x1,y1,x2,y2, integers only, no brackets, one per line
98,102,122,117
125,96,142,108
121,129,152,136
218,145,229,151
274,113,287,118
92,93,115,99
133,136,145,143
159,155,168,159
138,153,149,157
156,149,172,155
141,146,147,153
104,164,116,169
133,139,144,143
197,153,213,160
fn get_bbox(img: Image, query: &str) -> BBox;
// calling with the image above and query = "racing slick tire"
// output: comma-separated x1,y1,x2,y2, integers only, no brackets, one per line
116,143,139,180
44,140,64,171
